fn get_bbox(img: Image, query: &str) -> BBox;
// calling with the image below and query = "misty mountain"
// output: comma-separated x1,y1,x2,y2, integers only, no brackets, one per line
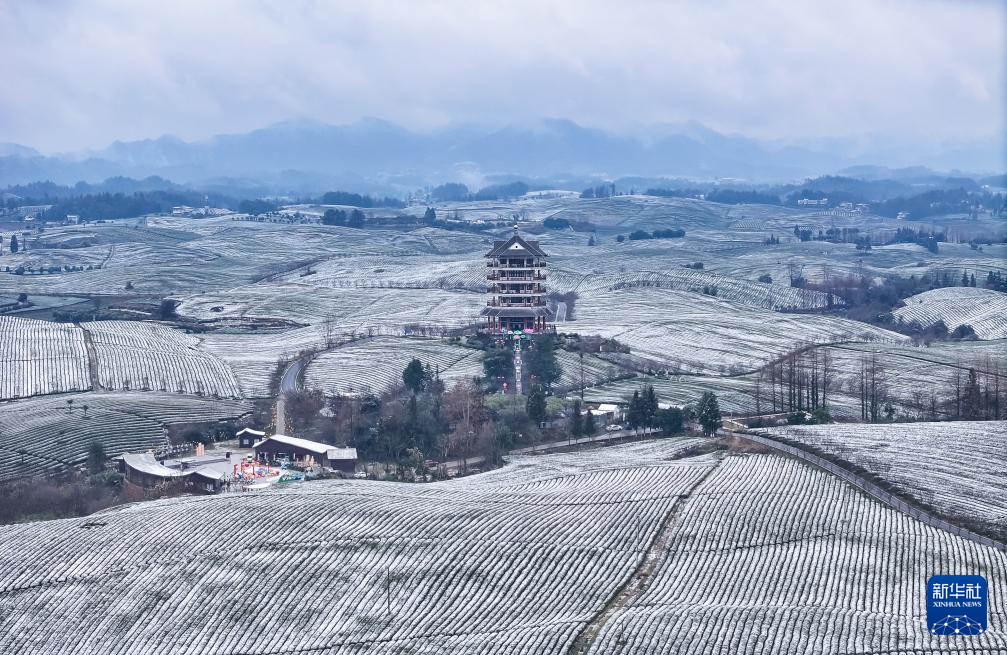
0,118,1000,193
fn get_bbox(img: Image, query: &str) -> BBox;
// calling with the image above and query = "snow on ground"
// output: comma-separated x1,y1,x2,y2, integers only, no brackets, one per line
0,315,90,400
893,287,1007,339
304,336,483,396
761,421,1007,536
1,441,1004,653
0,392,254,480
570,287,906,374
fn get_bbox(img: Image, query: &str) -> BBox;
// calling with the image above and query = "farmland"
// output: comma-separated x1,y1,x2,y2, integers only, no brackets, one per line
761,421,1007,537
304,336,483,396
0,392,254,481
1,440,1004,653
0,316,90,400
84,321,242,397
893,287,1007,339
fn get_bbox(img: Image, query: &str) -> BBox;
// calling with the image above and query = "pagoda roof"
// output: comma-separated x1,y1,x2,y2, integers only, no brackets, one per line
486,233,548,258
481,306,553,318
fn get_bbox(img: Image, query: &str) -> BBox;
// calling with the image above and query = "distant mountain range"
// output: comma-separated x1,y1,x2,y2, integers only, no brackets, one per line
1,118,1002,194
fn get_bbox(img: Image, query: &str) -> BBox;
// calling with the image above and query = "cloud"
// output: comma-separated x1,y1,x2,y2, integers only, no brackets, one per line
1,0,1003,155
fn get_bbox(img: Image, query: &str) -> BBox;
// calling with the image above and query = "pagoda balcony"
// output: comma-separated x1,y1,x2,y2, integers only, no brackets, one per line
486,300,548,307
486,262,547,269
491,287,545,295
487,273,546,281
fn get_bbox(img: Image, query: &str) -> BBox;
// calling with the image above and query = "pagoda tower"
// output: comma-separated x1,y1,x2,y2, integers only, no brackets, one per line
482,226,553,333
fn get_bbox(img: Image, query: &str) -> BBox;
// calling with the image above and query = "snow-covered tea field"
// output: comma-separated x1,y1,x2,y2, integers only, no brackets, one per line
1,440,1004,653
0,316,90,400
893,287,1007,339
304,336,483,396
761,421,1007,536
0,392,254,480
84,321,243,398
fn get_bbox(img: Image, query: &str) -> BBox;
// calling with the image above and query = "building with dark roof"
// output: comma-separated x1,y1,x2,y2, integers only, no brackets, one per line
482,226,553,332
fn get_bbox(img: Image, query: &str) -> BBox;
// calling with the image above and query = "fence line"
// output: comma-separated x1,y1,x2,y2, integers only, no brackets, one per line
726,426,1006,553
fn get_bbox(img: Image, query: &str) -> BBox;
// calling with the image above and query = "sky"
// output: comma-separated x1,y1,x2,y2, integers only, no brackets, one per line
1,0,1004,155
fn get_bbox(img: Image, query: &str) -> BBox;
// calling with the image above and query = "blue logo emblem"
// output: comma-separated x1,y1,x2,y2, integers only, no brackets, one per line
927,575,987,635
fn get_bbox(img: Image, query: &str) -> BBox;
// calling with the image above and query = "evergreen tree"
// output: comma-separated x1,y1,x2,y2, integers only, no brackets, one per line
322,209,347,226
626,390,644,432
643,385,659,427
402,358,426,394
87,440,106,474
970,273,976,287
584,407,596,435
961,270,970,286
658,407,684,434
524,333,562,389
696,392,722,437
348,208,366,228
10,235,18,253
570,400,583,437
423,207,436,223
526,384,547,427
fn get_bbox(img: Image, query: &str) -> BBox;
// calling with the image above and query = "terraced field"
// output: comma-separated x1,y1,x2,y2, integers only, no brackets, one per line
761,421,1007,537
0,392,254,480
0,316,90,400
894,287,1007,339
2,441,1004,653
84,321,242,398
571,287,905,374
304,337,484,396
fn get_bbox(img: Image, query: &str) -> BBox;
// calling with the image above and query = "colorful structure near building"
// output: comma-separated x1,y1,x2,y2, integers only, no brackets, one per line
482,226,553,333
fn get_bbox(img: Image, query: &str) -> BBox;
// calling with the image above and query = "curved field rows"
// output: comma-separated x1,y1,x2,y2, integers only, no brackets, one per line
587,454,1007,654
0,392,254,480
761,421,1007,536
3,442,1005,653
0,316,90,400
0,441,715,654
305,337,483,396
199,325,327,398
893,287,1007,339
572,287,906,374
572,268,838,311
84,321,243,398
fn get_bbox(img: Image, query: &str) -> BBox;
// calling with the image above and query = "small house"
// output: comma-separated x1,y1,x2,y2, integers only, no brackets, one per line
253,434,358,472
236,427,265,448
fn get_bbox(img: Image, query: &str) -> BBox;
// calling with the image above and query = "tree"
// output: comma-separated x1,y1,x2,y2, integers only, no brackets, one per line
423,207,436,223
643,385,659,427
402,358,427,394
322,209,347,226
524,333,562,390
482,348,514,391
696,392,722,437
10,235,18,253
158,299,178,320
626,390,644,433
583,407,596,436
569,400,583,437
526,384,547,427
348,209,366,228
658,407,684,434
87,440,106,474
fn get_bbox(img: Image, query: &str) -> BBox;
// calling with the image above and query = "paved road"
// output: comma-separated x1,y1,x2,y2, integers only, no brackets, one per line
275,357,307,434
555,301,567,322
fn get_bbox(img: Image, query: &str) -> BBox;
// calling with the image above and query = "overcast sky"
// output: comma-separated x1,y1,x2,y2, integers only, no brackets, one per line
2,0,1004,154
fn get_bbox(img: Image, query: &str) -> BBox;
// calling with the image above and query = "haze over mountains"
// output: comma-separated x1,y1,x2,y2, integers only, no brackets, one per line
2,118,1001,195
